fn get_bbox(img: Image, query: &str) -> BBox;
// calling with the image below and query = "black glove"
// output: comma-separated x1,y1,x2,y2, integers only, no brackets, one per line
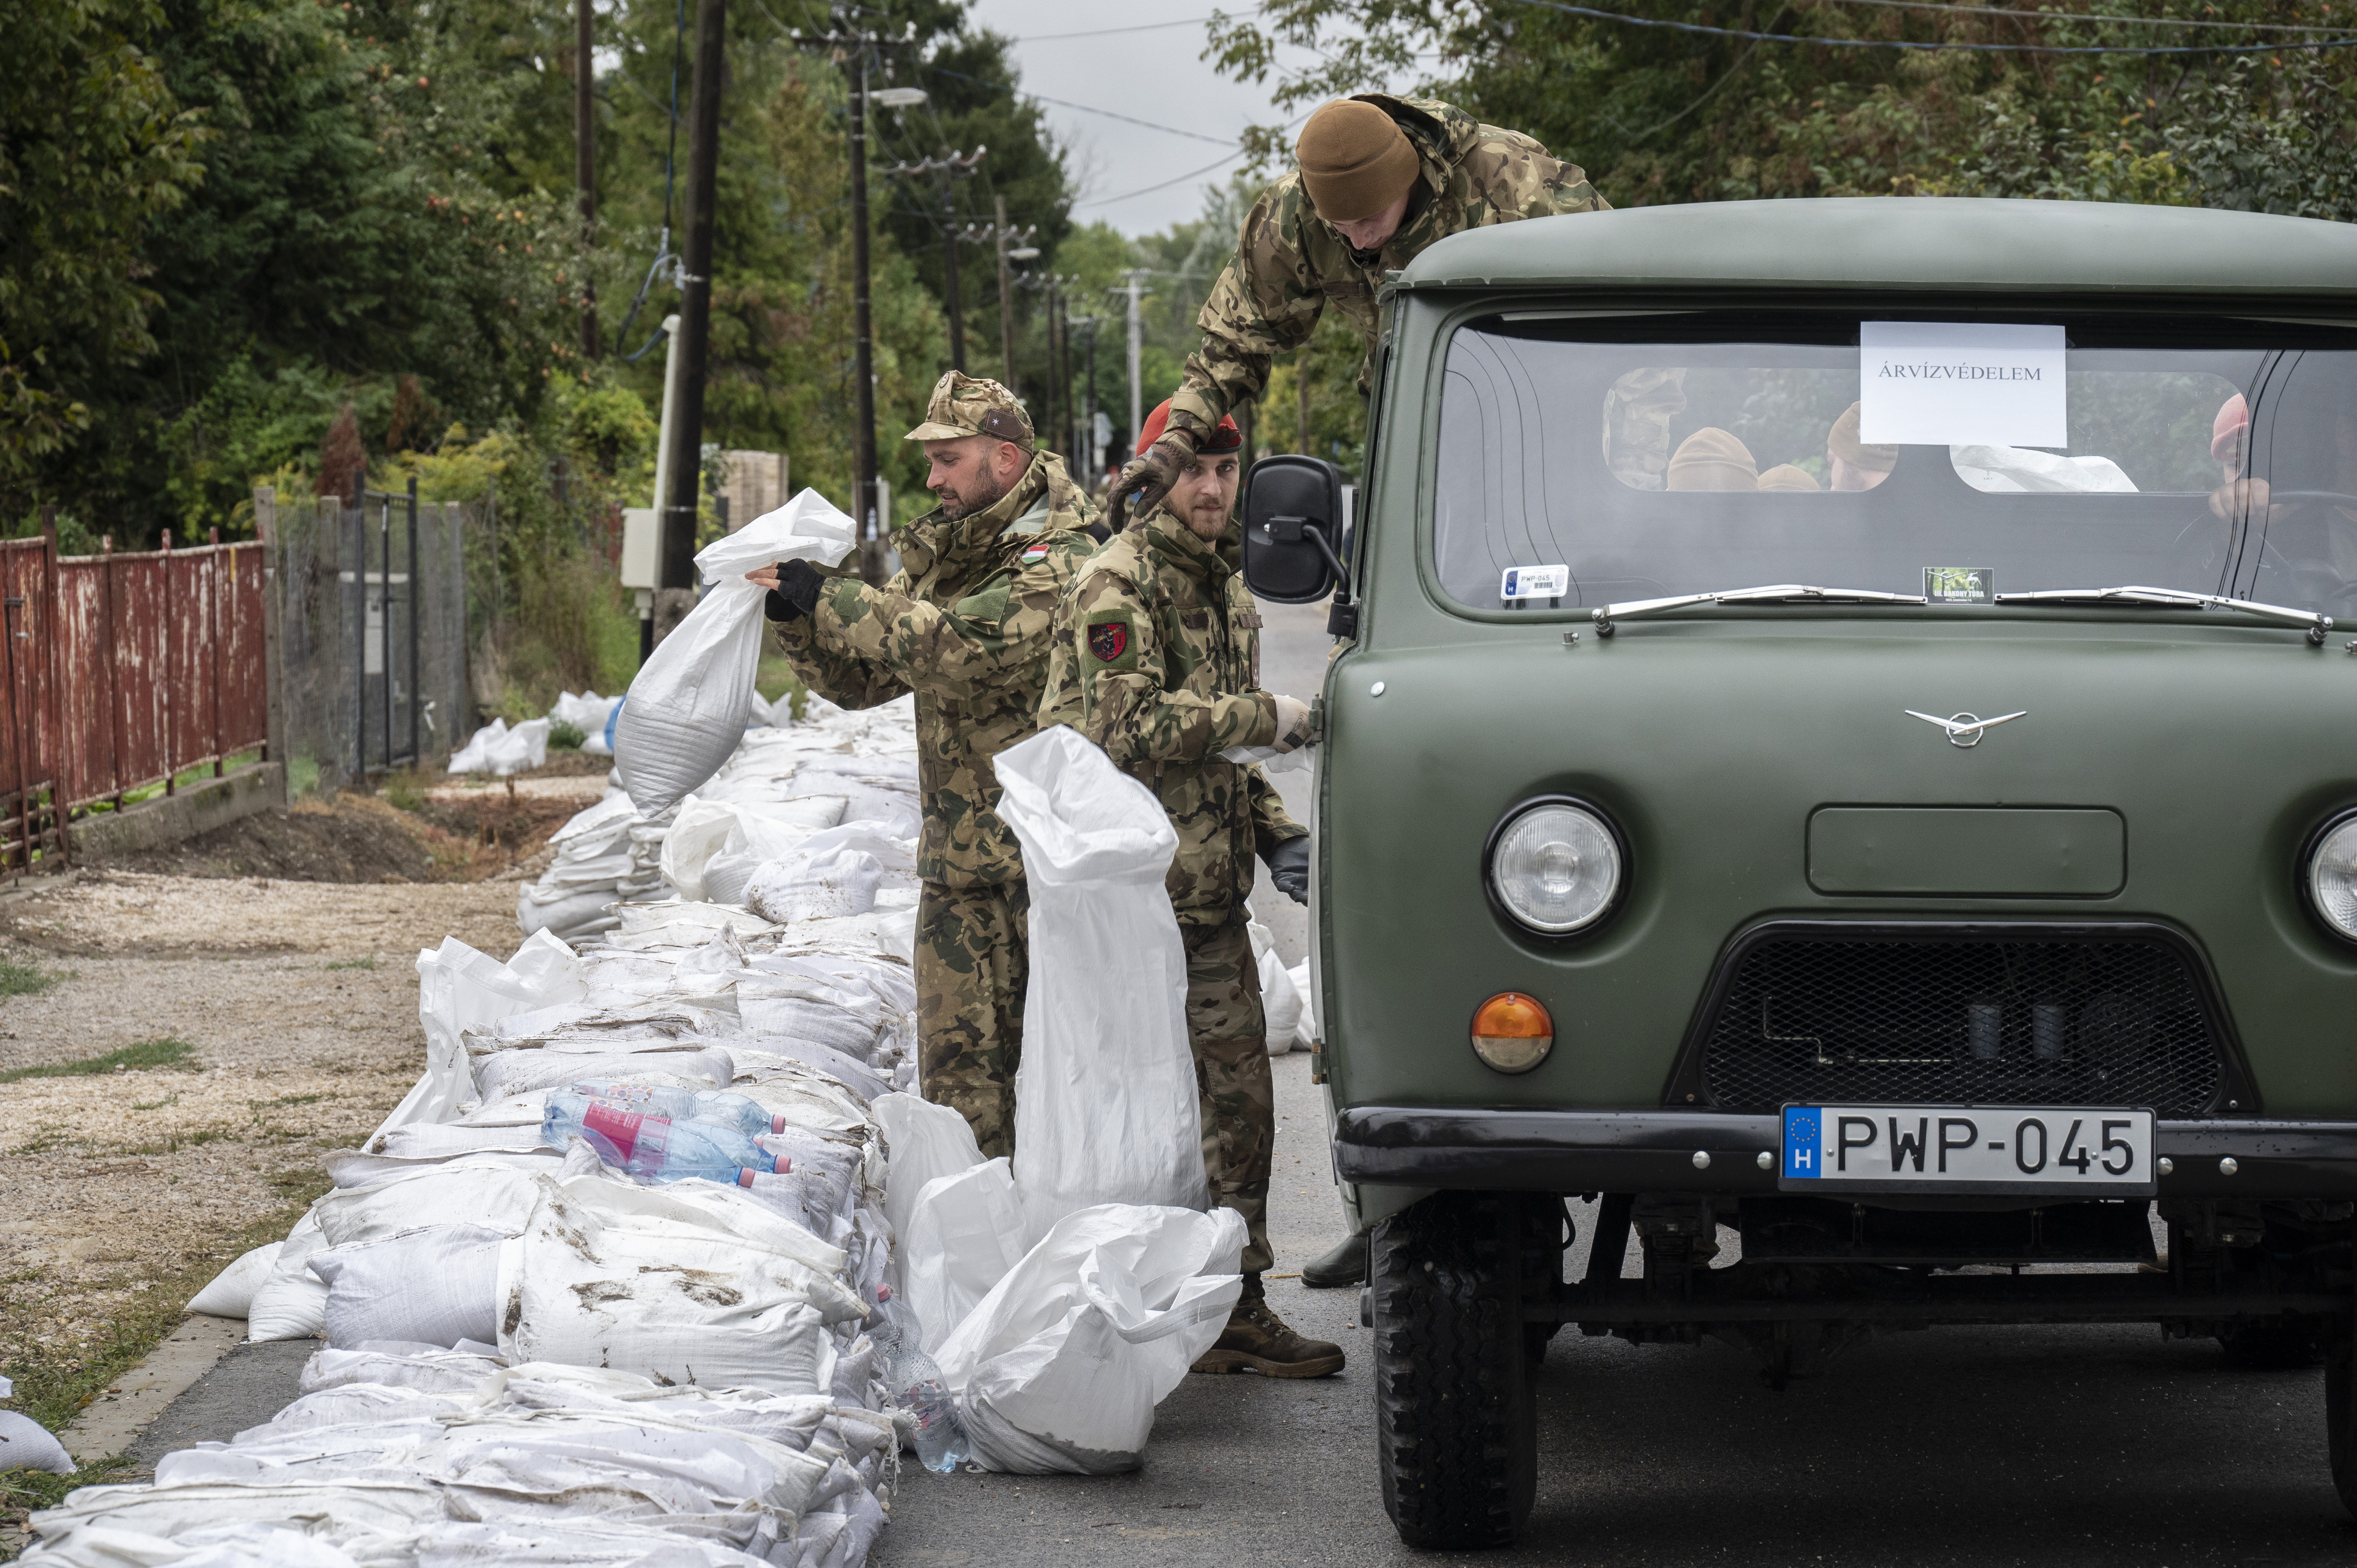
1266,836,1311,905
1109,432,1196,530
763,558,828,623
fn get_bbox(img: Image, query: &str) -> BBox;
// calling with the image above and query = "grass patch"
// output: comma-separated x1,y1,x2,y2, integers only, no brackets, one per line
320,956,378,972
0,955,64,998
0,1040,196,1086
547,718,587,751
126,1094,178,1112
380,769,428,813
754,651,809,715
0,1182,330,1547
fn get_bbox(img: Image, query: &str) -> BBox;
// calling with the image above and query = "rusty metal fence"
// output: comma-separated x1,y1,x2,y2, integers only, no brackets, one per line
0,522,272,872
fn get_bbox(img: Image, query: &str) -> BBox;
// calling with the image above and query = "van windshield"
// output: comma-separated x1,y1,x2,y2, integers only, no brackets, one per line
1431,312,2357,615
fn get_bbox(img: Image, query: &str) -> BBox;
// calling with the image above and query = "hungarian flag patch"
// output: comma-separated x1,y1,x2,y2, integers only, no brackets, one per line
1021,542,1050,564
1088,622,1129,662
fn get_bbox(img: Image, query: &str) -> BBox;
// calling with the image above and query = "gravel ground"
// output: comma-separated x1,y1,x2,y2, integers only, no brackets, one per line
0,869,517,1432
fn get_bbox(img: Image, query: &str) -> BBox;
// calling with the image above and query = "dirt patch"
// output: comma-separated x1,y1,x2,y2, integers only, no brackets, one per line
0,872,517,1490
83,796,437,885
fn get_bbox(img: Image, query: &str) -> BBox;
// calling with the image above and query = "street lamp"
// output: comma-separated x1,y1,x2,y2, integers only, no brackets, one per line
871,86,927,108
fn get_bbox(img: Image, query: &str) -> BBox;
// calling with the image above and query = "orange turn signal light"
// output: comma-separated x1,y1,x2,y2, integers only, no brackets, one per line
1470,991,1553,1075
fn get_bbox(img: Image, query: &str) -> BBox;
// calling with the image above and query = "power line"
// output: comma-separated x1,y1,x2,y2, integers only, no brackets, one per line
1803,0,2356,32
924,63,1242,144
1498,0,2357,51
1073,148,1251,208
1013,10,1256,41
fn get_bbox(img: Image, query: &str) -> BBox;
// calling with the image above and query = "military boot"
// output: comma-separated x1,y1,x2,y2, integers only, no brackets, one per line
1299,1232,1368,1289
1190,1298,1346,1378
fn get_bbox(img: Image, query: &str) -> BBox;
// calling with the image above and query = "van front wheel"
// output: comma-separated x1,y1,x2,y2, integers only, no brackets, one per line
1371,1191,1538,1549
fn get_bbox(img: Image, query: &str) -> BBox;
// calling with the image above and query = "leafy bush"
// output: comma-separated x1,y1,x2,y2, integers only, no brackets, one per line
547,717,587,750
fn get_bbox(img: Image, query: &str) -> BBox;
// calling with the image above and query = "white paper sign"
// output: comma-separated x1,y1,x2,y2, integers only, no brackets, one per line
1860,322,2066,447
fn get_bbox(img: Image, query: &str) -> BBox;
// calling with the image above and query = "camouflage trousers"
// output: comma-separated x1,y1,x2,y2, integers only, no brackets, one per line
915,879,1031,1160
1183,913,1276,1275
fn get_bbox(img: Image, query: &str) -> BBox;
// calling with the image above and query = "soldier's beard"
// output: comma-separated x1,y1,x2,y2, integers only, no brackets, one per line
935,470,1008,521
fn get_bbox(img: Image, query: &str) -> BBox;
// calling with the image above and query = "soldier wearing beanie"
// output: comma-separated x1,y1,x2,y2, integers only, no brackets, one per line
1039,397,1340,1377
1113,95,1608,515
749,371,1101,1159
1666,427,1759,492
1827,401,1899,492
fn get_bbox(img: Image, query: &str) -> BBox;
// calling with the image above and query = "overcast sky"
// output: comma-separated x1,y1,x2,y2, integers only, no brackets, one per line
961,0,1316,237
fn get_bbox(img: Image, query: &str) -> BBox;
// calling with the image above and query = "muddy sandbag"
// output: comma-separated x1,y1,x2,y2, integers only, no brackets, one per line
615,490,855,819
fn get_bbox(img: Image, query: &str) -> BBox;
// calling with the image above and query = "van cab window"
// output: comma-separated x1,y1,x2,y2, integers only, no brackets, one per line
1431,312,2357,614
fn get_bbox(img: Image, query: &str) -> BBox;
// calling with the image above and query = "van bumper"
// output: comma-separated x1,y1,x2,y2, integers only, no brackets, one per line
1331,1107,2357,1200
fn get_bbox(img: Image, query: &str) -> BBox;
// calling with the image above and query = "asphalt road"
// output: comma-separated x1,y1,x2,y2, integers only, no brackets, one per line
878,598,2357,1566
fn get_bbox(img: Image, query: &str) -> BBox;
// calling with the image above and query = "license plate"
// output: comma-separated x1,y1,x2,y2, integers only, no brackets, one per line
1780,1105,2156,1196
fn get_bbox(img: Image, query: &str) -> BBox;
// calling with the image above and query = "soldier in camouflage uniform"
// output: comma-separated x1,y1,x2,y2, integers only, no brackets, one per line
753,372,1100,1159
1039,399,1343,1378
1115,93,1608,511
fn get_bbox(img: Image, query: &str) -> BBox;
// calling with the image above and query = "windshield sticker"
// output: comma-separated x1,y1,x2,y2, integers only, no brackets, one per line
1861,323,2066,447
1924,567,1995,604
1501,564,1571,601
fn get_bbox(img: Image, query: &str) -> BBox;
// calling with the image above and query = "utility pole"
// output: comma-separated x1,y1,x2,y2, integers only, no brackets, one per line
575,0,598,358
1081,316,1101,477
964,206,1035,396
1122,269,1148,460
848,59,881,581
658,0,726,614
884,147,986,373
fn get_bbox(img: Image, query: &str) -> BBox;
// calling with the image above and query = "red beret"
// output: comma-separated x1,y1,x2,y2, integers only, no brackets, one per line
1137,398,1242,456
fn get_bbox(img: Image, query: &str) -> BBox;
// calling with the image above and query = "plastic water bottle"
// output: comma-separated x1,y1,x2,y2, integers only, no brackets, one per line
869,1288,970,1474
540,1099,786,1186
560,1083,786,1138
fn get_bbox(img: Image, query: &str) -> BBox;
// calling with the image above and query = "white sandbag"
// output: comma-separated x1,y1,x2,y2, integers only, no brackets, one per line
993,726,1209,1240
314,1162,545,1249
310,1225,506,1350
870,1091,982,1245
932,1204,1247,1474
448,717,550,776
1289,958,1317,1048
0,1409,74,1476
412,1519,774,1568
245,1212,329,1343
615,489,855,818
898,1160,1029,1356
743,845,885,924
515,886,616,943
298,1346,506,1397
1259,948,1300,1055
186,1242,283,1320
498,1171,862,1395
471,1044,735,1105
658,795,837,904
14,1522,366,1566
375,936,587,1141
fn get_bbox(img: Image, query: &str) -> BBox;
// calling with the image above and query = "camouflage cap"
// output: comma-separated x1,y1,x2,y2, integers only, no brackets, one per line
905,371,1034,446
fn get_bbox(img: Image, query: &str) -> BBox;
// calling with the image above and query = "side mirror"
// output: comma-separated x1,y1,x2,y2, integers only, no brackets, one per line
1241,454,1347,604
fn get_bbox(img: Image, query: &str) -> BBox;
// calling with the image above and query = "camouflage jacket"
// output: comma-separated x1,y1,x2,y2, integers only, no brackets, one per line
776,450,1101,889
1039,507,1307,927
1167,95,1608,443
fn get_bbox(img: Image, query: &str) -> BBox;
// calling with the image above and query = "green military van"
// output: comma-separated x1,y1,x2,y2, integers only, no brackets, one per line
1239,198,2357,1549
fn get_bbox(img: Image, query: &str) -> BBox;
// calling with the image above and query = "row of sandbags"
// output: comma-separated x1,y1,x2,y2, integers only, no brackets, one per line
518,694,920,945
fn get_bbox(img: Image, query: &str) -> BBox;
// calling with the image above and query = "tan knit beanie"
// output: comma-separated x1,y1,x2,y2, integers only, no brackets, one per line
1756,463,1822,492
1296,100,1421,222
1667,427,1760,492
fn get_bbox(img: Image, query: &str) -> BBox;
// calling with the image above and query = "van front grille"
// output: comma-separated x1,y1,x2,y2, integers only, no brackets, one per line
1696,933,2225,1114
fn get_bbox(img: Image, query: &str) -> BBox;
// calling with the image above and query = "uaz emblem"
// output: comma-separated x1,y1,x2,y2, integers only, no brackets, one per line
1905,709,2026,748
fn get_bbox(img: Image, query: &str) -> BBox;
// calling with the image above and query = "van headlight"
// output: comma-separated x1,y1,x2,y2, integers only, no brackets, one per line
1487,800,1624,936
2306,811,2357,942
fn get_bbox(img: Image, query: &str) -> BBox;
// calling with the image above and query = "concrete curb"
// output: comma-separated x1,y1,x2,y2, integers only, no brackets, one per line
70,764,286,862
57,1316,244,1464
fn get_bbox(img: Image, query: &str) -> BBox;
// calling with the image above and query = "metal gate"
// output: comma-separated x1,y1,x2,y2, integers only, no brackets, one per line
351,482,421,777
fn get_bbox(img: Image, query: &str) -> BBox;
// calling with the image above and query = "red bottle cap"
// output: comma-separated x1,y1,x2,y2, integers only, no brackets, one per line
736,1169,756,1188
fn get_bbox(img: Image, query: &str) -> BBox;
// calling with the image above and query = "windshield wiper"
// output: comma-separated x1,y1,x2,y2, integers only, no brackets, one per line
1593,584,1926,637
1995,585,2332,644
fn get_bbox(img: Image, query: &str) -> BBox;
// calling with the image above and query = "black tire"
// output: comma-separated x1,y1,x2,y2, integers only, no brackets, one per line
2330,1317,2357,1517
1371,1191,1539,1549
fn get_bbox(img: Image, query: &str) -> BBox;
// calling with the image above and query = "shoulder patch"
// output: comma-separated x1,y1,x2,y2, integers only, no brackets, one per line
1088,622,1129,663
1021,542,1051,565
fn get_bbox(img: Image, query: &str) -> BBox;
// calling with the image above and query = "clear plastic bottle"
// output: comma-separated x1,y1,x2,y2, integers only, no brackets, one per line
559,1083,785,1138
868,1287,971,1474
541,1099,787,1186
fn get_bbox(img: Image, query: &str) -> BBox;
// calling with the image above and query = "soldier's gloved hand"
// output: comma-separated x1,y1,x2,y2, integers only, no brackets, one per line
1112,430,1198,525
1267,837,1311,905
1270,695,1314,753
762,559,828,623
